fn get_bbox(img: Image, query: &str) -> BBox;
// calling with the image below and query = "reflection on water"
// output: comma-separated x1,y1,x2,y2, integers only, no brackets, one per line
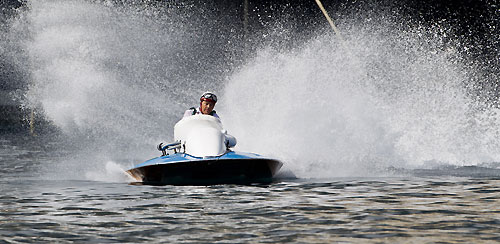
1,177,499,242
1,136,500,243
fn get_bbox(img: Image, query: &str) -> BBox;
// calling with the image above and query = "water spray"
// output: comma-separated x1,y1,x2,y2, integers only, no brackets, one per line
7,0,499,180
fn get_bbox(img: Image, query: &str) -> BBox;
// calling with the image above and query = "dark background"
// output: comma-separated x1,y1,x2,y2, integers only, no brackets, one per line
1,0,498,132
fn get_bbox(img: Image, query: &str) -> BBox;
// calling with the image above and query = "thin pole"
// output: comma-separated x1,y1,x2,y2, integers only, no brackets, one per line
314,0,344,42
29,109,35,136
243,0,249,52
244,0,248,36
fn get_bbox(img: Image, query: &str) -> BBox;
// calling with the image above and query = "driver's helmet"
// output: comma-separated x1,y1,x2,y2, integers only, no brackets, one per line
200,92,217,103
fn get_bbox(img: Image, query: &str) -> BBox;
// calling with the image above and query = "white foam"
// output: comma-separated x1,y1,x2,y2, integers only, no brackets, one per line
15,0,222,180
85,161,133,183
13,0,500,179
221,26,500,178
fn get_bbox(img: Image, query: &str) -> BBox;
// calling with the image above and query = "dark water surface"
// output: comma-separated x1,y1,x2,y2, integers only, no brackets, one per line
1,136,499,243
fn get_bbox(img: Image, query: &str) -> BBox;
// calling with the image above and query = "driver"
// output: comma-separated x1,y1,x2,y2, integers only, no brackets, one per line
183,92,220,119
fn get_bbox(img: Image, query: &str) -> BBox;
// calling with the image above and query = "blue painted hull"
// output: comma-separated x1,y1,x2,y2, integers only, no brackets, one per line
127,151,283,185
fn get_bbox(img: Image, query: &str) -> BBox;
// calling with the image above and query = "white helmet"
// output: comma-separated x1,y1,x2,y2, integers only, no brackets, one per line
200,92,217,103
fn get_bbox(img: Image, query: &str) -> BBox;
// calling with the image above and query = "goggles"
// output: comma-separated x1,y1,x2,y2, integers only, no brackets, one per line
200,93,217,103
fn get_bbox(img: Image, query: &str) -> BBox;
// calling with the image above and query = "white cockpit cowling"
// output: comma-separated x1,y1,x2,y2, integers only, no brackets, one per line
174,115,237,157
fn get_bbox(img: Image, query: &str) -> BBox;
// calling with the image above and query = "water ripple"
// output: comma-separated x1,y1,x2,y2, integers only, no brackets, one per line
0,178,499,243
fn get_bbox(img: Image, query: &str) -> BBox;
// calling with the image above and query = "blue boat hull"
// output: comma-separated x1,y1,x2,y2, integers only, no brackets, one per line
127,151,283,185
